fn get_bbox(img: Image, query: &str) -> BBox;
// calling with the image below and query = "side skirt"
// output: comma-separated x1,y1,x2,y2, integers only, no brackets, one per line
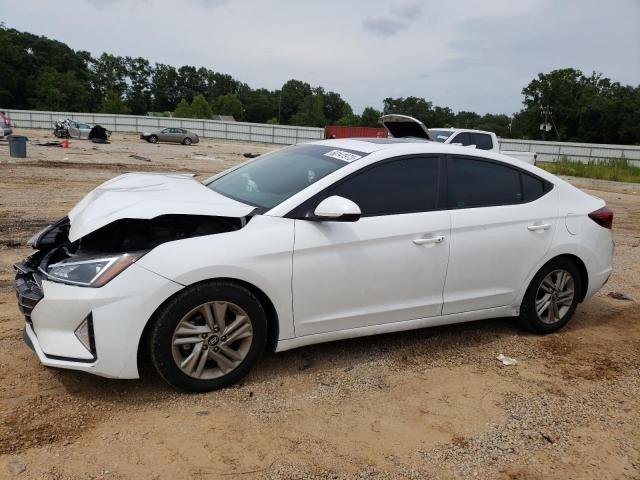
275,305,518,353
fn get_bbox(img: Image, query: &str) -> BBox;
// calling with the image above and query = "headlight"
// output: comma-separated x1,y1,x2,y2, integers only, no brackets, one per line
45,253,143,287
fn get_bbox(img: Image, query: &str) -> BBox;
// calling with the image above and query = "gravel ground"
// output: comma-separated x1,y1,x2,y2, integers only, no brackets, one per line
0,130,638,479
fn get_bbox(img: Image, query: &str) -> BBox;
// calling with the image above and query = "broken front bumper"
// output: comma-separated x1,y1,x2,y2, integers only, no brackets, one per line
14,254,184,379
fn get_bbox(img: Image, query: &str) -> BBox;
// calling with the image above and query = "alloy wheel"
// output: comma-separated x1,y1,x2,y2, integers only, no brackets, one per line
171,301,253,379
534,269,575,324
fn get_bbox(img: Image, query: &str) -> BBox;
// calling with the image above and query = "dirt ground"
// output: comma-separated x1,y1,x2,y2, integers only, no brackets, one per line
0,129,639,480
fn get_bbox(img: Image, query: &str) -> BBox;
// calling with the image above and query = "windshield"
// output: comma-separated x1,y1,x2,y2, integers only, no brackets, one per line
428,129,454,143
206,144,367,210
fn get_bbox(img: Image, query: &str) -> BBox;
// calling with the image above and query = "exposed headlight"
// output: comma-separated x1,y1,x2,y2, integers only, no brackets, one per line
45,253,143,287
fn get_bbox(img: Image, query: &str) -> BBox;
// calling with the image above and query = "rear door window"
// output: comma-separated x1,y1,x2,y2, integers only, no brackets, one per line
522,172,546,201
448,156,521,208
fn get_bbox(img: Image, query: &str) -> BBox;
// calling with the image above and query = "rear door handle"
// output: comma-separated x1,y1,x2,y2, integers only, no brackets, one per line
527,223,551,231
413,235,445,245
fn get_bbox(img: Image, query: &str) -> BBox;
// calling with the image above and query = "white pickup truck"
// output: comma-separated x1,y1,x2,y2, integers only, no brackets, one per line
380,114,537,165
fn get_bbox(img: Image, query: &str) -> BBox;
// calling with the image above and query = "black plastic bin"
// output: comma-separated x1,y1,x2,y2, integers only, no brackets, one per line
8,135,28,158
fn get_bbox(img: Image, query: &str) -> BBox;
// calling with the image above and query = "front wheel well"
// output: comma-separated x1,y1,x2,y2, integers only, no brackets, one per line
137,277,280,376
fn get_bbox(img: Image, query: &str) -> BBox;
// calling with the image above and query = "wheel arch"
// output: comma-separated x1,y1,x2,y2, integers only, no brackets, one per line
524,253,589,305
554,253,589,302
136,277,280,375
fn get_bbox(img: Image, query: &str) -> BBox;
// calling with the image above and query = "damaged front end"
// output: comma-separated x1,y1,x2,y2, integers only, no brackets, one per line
14,214,245,321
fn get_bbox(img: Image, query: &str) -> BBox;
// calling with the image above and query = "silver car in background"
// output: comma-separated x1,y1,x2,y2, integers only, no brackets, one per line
53,119,112,140
140,128,199,145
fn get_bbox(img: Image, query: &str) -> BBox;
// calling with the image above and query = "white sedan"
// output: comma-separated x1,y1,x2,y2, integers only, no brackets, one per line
15,139,614,391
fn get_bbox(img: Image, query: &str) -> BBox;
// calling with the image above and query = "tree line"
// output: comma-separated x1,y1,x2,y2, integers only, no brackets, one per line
1,25,638,144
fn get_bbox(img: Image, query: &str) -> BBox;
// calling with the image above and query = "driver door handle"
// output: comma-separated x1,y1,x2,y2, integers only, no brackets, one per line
413,235,445,245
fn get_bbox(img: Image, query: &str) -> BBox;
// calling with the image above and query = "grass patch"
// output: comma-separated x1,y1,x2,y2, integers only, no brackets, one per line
539,157,640,183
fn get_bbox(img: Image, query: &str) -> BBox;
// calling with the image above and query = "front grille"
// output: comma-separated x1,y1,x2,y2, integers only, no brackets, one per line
14,260,45,323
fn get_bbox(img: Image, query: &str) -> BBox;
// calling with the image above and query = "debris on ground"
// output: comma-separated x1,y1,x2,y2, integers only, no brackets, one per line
497,354,518,366
36,141,63,147
608,291,633,301
243,153,260,158
7,460,27,475
192,154,218,161
89,125,110,144
128,154,150,162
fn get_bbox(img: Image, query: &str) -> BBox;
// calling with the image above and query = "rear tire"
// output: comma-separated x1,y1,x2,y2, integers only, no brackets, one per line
519,258,582,334
182,137,192,145
148,280,267,392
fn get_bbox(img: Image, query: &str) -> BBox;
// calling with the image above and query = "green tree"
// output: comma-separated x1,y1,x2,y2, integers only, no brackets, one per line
125,56,152,115
290,89,327,127
176,65,206,102
454,111,481,128
173,98,192,118
383,96,433,125
279,79,312,124
99,89,131,114
91,53,128,99
336,114,361,126
190,94,213,119
151,63,179,112
323,90,352,124
360,107,381,127
211,93,244,120
242,88,278,123
477,113,512,138
29,67,91,111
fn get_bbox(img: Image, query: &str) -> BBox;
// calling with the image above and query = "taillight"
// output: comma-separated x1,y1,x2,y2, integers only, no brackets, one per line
588,206,613,229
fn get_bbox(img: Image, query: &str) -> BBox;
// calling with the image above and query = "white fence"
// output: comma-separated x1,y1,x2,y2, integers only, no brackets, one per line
1,109,325,145
498,138,640,166
3,108,640,165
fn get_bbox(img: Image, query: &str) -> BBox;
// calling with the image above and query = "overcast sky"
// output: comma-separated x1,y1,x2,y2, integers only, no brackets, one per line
2,0,639,114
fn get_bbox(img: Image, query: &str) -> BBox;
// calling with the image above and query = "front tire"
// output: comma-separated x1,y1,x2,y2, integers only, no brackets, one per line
149,135,158,144
519,258,582,334
148,280,267,392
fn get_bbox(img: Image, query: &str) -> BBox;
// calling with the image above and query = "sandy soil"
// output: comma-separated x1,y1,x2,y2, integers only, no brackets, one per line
0,129,639,479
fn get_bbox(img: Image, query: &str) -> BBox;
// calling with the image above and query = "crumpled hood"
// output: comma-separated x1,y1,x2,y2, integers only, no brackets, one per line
67,172,255,241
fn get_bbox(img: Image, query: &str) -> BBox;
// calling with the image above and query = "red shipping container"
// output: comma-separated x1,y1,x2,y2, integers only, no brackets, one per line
324,125,388,139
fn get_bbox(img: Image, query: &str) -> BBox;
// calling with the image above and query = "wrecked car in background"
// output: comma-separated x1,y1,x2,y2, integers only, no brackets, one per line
1,111,13,136
140,128,199,145
53,119,112,140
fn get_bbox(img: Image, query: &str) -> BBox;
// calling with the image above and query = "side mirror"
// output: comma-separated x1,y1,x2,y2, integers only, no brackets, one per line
313,195,361,222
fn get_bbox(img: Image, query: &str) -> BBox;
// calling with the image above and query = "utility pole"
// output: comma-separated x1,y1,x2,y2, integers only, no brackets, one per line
277,92,282,124
540,105,552,141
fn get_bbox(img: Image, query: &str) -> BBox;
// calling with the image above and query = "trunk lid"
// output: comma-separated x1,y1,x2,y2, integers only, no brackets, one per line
68,173,255,241
380,114,432,140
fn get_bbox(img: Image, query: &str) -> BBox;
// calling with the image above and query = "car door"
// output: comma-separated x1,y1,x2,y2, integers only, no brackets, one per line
442,155,558,315
158,128,172,142
79,123,91,139
292,155,451,336
167,128,182,143
67,122,81,138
